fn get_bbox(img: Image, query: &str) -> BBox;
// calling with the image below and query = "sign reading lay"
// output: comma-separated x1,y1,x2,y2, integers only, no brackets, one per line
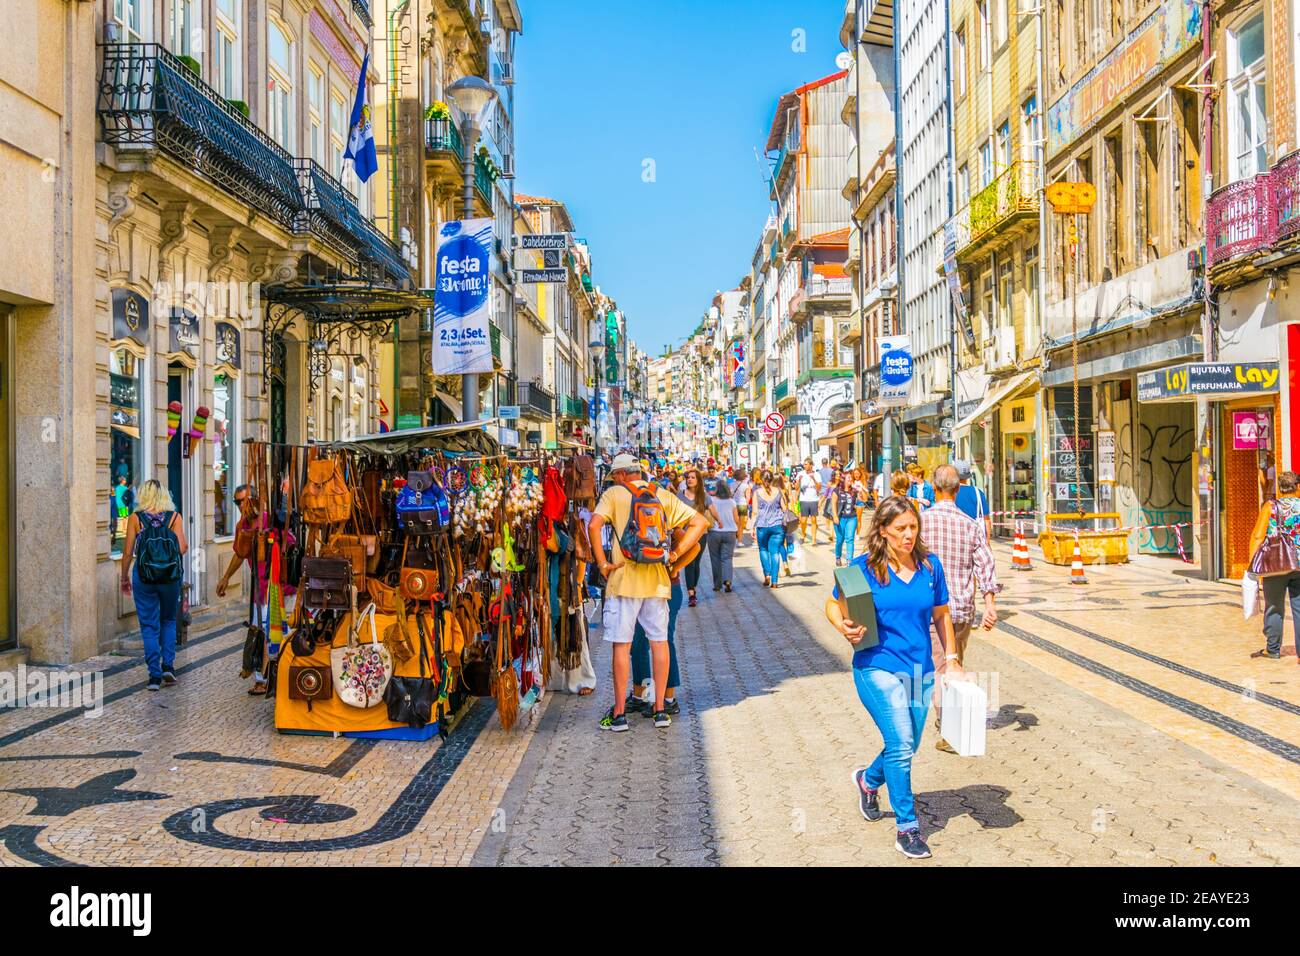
1137,362,1280,402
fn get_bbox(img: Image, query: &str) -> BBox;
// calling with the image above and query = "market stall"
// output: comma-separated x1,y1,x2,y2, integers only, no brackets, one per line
235,423,599,742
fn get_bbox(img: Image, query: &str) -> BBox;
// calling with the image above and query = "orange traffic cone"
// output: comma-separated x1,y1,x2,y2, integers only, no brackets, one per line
1068,535,1088,585
1011,522,1032,571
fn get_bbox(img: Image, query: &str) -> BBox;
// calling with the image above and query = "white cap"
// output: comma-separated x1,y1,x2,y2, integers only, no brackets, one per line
610,453,641,475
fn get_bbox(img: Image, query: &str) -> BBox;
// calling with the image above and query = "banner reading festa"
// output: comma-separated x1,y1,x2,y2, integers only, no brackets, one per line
432,218,495,375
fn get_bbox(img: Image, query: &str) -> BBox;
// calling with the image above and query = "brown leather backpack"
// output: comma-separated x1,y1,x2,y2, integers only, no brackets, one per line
566,454,597,501
301,458,352,526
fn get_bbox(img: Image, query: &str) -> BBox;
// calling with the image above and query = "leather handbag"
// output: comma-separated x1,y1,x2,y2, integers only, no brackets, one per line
239,552,266,680
302,557,352,611
1249,501,1299,577
368,576,400,615
384,611,438,728
321,534,368,596
493,609,519,731
382,593,416,663
330,603,393,708
399,539,438,603
301,456,353,526
288,664,332,709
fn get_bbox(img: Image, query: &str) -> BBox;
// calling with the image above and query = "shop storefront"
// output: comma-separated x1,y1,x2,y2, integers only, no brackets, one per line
955,369,1038,531
1137,360,1280,578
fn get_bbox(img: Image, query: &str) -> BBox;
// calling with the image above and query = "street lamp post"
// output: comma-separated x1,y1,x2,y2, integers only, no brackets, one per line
446,75,498,423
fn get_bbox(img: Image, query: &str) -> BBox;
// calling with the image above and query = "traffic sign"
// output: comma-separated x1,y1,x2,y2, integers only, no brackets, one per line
765,411,785,432
498,405,521,420
785,414,811,425
723,423,736,437
738,445,751,459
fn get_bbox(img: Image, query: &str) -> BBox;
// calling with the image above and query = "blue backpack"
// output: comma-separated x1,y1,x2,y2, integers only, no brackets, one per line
136,511,182,584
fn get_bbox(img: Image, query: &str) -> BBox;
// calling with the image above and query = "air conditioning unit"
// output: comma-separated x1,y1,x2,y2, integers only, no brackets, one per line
500,155,515,180
500,61,515,86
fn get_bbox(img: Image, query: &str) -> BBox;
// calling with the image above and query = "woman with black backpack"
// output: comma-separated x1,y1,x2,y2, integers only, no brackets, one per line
120,479,188,692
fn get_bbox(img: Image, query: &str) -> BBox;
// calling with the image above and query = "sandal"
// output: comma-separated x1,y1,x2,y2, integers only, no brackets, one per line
248,682,268,696
578,686,594,696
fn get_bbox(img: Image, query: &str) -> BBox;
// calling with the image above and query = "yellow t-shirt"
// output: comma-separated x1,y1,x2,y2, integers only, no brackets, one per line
594,482,698,600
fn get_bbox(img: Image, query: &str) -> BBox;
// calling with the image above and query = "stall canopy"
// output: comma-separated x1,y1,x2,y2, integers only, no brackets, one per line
953,370,1037,436
319,420,500,456
816,415,882,446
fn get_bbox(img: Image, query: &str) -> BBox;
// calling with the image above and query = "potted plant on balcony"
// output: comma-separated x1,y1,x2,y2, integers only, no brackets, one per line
226,99,250,118
424,100,451,122
177,54,202,77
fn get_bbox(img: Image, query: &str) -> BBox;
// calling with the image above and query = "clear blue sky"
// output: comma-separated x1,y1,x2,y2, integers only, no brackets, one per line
515,0,848,357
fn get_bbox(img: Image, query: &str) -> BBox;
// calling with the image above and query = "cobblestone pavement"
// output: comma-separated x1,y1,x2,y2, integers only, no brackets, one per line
2,530,1298,866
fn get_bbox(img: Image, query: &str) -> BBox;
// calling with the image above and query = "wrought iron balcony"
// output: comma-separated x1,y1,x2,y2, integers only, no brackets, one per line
1207,173,1273,268
1276,151,1300,244
294,159,410,285
98,42,303,229
474,154,495,209
517,381,554,418
425,117,464,159
350,0,372,28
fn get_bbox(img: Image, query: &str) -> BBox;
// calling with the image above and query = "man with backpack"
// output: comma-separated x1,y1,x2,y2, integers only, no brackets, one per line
589,454,710,731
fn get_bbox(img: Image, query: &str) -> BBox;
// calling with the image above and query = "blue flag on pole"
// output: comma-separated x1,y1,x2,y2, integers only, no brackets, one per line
344,52,378,183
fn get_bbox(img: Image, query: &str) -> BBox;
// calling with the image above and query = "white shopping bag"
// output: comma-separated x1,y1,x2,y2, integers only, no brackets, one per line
1242,573,1260,620
940,680,988,757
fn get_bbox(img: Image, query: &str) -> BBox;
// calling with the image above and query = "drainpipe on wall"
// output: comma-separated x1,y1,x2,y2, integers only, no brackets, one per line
888,9,906,491
945,0,959,459
1035,0,1049,524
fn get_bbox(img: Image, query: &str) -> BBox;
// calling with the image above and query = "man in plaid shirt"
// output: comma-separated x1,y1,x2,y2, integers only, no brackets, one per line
923,463,1000,752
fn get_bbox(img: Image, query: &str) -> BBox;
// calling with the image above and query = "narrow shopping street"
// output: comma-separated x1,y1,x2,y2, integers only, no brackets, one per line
2,532,1297,867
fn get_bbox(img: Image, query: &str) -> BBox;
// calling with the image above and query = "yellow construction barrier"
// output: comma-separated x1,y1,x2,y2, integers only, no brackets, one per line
1037,513,1130,566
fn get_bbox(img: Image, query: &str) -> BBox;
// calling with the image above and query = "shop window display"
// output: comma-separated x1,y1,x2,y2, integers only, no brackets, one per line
213,373,237,537
109,347,144,556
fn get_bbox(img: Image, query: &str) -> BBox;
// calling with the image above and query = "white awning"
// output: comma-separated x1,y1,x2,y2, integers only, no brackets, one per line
953,370,1037,436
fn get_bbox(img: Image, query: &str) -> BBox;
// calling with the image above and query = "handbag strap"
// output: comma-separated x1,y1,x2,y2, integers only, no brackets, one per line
413,606,429,680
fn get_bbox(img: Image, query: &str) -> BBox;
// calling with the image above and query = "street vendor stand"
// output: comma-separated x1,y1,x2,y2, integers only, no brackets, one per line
240,422,598,742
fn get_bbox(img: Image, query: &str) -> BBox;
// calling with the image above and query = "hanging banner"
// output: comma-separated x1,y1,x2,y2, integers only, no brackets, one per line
432,218,494,375
878,335,913,408
730,340,747,389
942,221,975,349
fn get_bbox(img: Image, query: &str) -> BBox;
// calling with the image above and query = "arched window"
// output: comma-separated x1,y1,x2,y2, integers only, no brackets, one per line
267,19,295,151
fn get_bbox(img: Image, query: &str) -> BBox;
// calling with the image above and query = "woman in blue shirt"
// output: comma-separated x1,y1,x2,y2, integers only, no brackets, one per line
825,494,963,860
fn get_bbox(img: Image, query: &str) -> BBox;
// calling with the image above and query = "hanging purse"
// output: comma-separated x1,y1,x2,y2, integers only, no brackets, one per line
1249,501,1300,577
493,608,519,731
384,610,438,728
239,563,266,680
396,470,449,535
301,455,353,526
302,556,352,611
369,576,400,615
382,592,416,662
399,539,438,603
329,601,393,708
321,532,368,597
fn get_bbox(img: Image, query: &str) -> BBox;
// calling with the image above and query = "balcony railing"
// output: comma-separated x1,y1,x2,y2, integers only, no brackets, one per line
1276,151,1300,244
806,275,852,299
295,159,409,285
98,43,303,229
517,381,554,418
1207,173,1273,268
425,117,464,160
954,161,1039,253
474,154,495,208
351,0,372,28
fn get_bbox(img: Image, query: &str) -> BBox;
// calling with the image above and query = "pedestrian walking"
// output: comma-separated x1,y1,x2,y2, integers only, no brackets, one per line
589,455,709,731
733,468,756,544
752,469,788,589
851,466,869,530
119,479,188,691
952,460,992,538
676,468,711,607
707,480,739,592
1248,469,1300,660
831,472,863,567
779,472,798,575
891,470,912,498
797,458,823,545
922,464,999,752
825,494,963,860
907,464,935,510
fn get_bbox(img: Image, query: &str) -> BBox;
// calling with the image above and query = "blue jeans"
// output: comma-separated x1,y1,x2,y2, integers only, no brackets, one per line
132,566,180,682
633,582,682,688
1262,571,1300,656
853,666,931,831
835,515,859,562
756,525,785,585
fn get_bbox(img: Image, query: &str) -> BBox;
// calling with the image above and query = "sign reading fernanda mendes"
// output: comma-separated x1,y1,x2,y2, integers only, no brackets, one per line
433,218,494,375
878,335,913,407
